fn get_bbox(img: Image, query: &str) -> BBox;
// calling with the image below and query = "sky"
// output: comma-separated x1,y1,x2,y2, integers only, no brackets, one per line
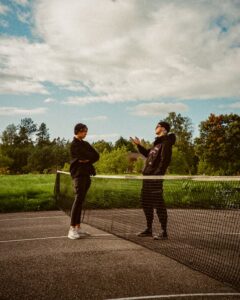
0,0,240,143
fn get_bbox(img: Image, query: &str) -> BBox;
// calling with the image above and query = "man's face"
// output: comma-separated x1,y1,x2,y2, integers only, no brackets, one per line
76,129,88,139
155,124,165,135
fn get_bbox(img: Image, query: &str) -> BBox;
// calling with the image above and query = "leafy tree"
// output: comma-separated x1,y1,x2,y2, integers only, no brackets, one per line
1,124,17,146
195,113,240,175
95,147,129,174
16,118,37,145
115,136,136,152
0,120,70,174
0,121,35,173
168,147,189,174
11,146,33,173
164,112,193,149
0,124,18,172
164,112,197,174
132,157,144,173
36,123,50,146
0,147,13,174
92,140,113,153
26,146,55,173
51,138,70,171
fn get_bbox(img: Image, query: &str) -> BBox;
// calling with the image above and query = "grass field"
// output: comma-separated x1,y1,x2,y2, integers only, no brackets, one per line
57,174,240,210
0,174,57,213
1,174,240,213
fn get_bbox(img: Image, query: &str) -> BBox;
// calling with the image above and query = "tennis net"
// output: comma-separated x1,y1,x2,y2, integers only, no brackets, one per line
55,171,240,290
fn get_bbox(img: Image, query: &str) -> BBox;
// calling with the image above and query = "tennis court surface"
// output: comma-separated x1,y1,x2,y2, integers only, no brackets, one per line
0,210,240,300
56,173,240,289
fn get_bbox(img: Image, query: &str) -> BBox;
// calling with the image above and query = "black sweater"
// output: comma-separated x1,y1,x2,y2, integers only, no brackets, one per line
70,137,99,178
137,134,176,175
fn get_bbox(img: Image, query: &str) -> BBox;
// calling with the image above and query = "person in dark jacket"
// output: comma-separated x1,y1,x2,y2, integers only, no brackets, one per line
68,123,99,239
131,121,176,240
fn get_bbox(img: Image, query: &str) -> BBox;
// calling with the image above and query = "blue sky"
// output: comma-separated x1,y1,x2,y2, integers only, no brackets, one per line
0,0,240,143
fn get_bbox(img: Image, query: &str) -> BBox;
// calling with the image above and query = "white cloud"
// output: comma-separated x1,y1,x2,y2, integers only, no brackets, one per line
128,102,188,117
82,115,108,121
44,97,57,103
219,101,240,109
32,0,240,102
0,4,10,15
63,94,133,105
1,1,240,101
0,79,48,95
0,107,47,116
230,102,240,109
0,37,61,94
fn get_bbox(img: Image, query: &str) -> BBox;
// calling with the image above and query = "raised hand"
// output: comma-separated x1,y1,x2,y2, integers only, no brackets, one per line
130,136,141,145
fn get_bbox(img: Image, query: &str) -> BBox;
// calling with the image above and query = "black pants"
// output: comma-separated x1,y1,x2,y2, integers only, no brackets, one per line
141,180,168,232
71,176,91,226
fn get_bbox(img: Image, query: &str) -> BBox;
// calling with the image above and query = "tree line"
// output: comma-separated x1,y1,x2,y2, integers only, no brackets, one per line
0,112,239,175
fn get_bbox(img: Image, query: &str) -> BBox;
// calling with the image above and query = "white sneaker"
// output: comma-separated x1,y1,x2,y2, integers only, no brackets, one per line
76,228,90,236
68,228,80,240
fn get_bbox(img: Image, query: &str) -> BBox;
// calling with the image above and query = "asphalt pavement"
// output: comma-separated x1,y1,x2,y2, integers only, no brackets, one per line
0,211,239,300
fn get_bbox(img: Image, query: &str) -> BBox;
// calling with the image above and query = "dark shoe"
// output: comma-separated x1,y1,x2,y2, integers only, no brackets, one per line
137,228,152,237
153,232,168,240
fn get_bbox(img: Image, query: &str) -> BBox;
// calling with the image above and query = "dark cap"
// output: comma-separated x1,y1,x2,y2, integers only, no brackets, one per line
74,123,88,134
158,121,170,133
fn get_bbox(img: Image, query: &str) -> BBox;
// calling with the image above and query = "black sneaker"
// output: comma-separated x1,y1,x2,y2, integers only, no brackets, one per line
153,232,168,240
137,228,152,237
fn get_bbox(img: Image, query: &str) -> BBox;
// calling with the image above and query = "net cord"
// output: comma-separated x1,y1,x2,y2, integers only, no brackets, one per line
57,170,240,181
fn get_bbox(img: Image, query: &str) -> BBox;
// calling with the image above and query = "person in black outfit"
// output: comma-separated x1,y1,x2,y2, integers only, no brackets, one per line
131,121,176,240
68,123,99,239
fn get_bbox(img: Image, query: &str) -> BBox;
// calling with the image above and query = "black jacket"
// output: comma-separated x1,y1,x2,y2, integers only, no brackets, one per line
70,137,99,178
137,134,176,175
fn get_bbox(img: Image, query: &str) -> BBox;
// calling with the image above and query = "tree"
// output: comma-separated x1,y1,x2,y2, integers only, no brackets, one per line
27,146,55,173
92,140,113,153
114,136,136,152
195,113,240,175
0,124,18,172
51,138,70,171
0,147,13,174
95,147,129,174
164,112,197,174
0,120,70,174
1,124,17,146
133,157,144,173
16,118,37,145
168,147,189,174
164,112,193,150
36,123,50,146
0,122,34,173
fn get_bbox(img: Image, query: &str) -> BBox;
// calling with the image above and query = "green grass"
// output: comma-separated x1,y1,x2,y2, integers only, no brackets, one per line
1,174,240,213
86,178,240,209
0,174,57,213
57,174,240,210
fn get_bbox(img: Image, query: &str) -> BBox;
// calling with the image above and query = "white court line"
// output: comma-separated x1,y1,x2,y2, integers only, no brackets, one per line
106,293,240,300
0,233,113,243
0,216,66,222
